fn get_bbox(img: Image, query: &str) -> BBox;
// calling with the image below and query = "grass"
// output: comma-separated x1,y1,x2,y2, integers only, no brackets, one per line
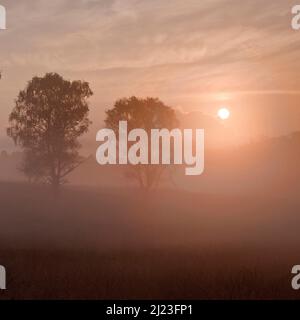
0,182,299,299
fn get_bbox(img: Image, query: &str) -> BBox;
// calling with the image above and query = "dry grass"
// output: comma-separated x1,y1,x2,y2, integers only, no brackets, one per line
0,182,299,299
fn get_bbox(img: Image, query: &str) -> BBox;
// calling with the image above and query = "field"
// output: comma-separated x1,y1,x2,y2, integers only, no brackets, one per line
0,181,299,299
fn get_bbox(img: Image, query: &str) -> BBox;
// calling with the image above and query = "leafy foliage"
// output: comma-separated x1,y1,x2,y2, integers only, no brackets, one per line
7,73,93,189
105,96,178,190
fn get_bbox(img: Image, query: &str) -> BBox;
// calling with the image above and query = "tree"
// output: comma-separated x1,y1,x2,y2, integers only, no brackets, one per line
7,73,93,191
105,96,179,190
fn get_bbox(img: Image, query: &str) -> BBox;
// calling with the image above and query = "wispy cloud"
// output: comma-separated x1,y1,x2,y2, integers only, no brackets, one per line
0,0,300,149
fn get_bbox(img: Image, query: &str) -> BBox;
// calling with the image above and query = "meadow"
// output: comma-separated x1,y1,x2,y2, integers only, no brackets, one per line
0,181,299,299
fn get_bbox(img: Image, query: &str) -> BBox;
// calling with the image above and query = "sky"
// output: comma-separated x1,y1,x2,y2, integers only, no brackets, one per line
1,0,300,151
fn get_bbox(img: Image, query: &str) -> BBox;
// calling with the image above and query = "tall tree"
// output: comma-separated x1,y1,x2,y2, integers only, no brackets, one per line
7,73,93,191
105,96,179,190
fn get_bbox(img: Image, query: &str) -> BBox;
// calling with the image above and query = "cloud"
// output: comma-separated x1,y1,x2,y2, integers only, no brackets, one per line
1,0,300,148
0,0,297,71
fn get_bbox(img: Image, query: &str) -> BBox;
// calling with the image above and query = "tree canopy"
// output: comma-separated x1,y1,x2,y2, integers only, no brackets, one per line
7,73,93,190
105,96,178,190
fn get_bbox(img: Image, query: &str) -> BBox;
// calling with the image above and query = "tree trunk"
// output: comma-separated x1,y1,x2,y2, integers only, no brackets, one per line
51,176,61,197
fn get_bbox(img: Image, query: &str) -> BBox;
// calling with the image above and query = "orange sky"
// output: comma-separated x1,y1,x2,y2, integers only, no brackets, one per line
1,0,300,151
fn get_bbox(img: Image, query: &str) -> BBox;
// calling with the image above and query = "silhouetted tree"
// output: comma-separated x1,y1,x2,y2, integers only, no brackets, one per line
7,73,93,192
105,96,178,190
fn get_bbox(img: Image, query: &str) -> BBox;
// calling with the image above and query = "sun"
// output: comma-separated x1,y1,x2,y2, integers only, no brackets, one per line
218,107,230,120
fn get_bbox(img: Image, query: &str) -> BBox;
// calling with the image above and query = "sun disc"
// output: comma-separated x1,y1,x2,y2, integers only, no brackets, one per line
218,108,230,120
